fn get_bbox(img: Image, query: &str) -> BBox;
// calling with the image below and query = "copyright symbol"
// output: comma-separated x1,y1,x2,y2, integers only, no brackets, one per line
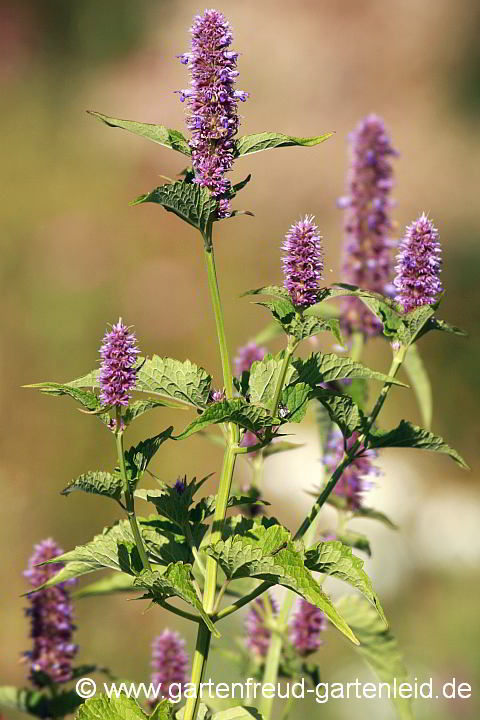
76,678,97,699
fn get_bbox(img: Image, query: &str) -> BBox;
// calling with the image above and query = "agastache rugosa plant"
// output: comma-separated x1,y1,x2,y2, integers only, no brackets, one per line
10,8,468,720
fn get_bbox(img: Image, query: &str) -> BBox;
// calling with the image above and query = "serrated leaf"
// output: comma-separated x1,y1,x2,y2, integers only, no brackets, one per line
211,708,263,720
235,131,333,157
75,694,150,720
61,471,123,500
124,399,174,425
67,369,100,388
248,354,294,408
335,595,413,720
151,699,176,720
205,518,358,644
291,352,407,388
175,398,280,440
304,540,385,623
136,356,212,408
124,428,173,488
131,181,217,240
403,345,432,429
25,382,110,424
88,111,192,156
74,572,135,598
368,420,468,469
314,389,365,438
135,476,210,535
280,382,311,423
133,563,219,636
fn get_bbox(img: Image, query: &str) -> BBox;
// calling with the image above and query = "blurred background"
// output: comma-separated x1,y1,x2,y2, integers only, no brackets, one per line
1,0,479,718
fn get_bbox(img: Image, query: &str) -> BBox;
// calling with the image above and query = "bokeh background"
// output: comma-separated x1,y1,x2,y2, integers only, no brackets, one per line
1,1,479,718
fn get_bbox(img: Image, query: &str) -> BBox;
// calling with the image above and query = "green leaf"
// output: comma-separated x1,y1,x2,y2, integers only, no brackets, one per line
314,389,365,438
428,318,468,337
75,694,151,720
304,540,385,624
248,354,294,408
88,111,191,156
175,398,280,440
25,382,110,424
335,595,413,720
67,369,100,388
124,428,173,488
235,131,333,157
151,699,176,720
0,686,84,719
135,476,210,535
205,518,358,644
124,399,172,425
136,356,212,408
396,305,435,346
322,284,404,337
131,181,217,240
211,708,264,720
337,531,372,557
369,420,469,469
74,572,135,598
61,471,123,501
190,494,269,523
176,703,209,720
403,345,432,428
133,563,219,636
280,382,311,423
291,352,407,388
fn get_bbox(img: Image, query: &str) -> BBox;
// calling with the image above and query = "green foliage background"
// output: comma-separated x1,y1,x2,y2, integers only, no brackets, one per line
1,1,479,718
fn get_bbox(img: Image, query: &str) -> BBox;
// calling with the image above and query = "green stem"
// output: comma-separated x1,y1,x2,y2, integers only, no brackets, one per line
213,580,272,622
204,243,234,401
115,415,151,572
294,345,407,542
184,622,211,720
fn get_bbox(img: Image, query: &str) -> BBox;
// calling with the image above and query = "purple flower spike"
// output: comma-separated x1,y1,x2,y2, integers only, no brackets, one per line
149,629,189,706
290,598,326,656
282,215,324,308
324,428,381,510
339,114,398,335
178,10,248,218
234,342,267,376
23,539,77,687
393,213,443,312
245,594,279,658
99,318,140,408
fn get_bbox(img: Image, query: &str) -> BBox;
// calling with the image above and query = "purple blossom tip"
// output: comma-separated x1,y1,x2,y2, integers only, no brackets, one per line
24,539,77,687
99,318,140,408
209,388,226,403
289,598,327,656
339,114,398,335
393,213,442,312
149,629,189,705
324,428,381,510
178,9,248,218
245,594,279,657
282,215,324,308
234,342,267,376
174,477,187,495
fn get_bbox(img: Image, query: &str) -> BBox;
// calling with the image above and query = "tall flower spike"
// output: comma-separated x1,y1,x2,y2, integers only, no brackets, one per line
393,213,442,312
23,539,77,687
282,215,324,308
338,114,398,335
324,428,381,510
245,593,279,658
178,10,248,218
234,341,267,376
290,598,326,656
149,629,189,706
99,318,140,407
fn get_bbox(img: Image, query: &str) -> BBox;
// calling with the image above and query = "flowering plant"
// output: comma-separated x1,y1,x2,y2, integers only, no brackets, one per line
3,9,468,720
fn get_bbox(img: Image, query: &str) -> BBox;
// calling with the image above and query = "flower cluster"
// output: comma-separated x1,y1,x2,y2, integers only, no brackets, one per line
178,9,248,218
282,215,324,308
23,539,77,687
289,598,326,656
149,629,189,705
393,213,443,312
324,428,381,510
245,594,279,658
99,319,139,408
338,114,398,335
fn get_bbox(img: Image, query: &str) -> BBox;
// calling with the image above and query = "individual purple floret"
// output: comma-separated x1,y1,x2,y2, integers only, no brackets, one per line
289,598,326,656
149,629,189,706
234,342,267,376
393,213,443,312
338,114,398,335
323,428,381,510
178,9,248,218
209,388,226,402
99,318,140,408
174,477,187,495
245,593,279,658
23,539,77,687
282,215,324,308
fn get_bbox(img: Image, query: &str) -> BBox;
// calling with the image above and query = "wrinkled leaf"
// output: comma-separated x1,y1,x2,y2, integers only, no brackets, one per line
88,111,191,155
235,131,333,157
